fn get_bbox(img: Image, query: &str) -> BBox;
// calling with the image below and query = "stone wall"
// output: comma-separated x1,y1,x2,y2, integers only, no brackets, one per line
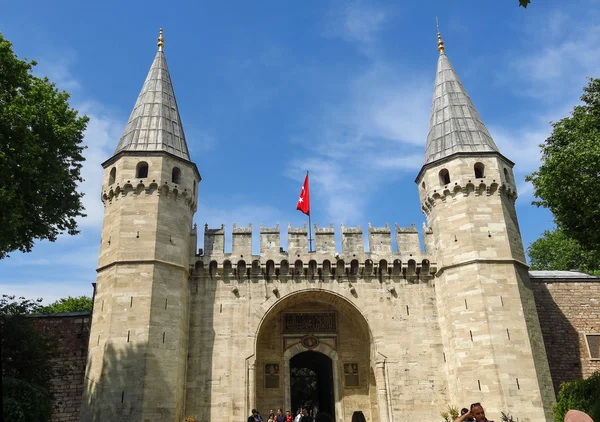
531,275,600,394
184,258,448,422
29,311,91,422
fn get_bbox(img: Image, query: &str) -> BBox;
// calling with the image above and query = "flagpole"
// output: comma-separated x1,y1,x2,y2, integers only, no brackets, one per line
307,171,313,253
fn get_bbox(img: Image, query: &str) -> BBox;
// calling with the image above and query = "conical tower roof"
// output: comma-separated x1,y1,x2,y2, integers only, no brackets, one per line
423,31,499,165
114,29,190,161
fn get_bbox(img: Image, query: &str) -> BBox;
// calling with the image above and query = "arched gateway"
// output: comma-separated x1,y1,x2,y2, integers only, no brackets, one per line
252,290,381,422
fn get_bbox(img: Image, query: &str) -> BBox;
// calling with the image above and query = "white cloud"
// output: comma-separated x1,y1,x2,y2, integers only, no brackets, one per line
508,7,600,105
35,50,81,92
489,4,600,202
291,5,431,224
76,103,123,228
324,1,390,56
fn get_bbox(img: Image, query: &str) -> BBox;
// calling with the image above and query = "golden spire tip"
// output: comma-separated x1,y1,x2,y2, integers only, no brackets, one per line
436,18,445,55
157,28,164,51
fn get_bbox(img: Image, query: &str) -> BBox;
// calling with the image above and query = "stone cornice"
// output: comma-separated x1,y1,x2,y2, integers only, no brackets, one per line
435,257,529,277
97,259,189,274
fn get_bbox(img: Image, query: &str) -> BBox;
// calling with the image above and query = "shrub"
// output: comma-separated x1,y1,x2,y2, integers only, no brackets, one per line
441,405,459,422
553,372,600,422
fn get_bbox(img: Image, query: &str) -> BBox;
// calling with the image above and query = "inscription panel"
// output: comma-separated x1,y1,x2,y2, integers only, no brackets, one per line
344,363,360,388
265,364,280,389
283,313,337,333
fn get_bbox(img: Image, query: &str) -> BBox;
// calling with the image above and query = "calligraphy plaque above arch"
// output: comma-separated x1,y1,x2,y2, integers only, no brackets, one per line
283,313,337,334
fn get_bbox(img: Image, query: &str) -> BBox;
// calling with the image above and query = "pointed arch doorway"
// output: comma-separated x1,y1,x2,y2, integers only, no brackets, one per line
285,344,339,419
290,352,334,416
252,290,389,422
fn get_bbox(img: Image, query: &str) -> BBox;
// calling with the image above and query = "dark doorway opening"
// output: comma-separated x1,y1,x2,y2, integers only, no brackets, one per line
290,351,335,420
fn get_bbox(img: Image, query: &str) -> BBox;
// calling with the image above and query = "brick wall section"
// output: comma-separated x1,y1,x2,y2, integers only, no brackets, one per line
29,312,91,422
531,278,600,394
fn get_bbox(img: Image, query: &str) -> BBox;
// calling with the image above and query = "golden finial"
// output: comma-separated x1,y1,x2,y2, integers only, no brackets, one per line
157,28,165,51
436,17,445,55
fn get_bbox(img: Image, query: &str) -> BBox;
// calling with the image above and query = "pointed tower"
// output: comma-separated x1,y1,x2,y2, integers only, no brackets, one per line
416,30,555,420
82,29,200,421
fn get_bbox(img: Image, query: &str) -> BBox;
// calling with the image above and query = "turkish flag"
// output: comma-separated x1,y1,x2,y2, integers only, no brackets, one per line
296,173,310,216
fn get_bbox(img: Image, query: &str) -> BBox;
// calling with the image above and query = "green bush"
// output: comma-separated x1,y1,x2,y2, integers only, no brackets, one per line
553,372,600,422
2,377,53,422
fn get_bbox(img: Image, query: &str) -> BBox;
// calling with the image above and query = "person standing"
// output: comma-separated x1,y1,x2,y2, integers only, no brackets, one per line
285,410,294,422
454,403,493,422
276,409,286,422
248,409,259,422
351,411,367,422
300,407,312,422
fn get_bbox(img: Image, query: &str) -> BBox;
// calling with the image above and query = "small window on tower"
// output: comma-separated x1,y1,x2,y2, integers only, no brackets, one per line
109,167,116,185
136,162,149,178
474,163,485,179
439,169,451,185
421,181,426,189
172,167,181,184
504,168,511,183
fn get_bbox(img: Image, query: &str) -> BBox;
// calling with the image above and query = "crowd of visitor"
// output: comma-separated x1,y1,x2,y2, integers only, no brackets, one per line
247,408,366,422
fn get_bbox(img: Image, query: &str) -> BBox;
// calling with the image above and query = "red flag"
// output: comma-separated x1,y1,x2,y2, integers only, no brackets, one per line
296,173,310,216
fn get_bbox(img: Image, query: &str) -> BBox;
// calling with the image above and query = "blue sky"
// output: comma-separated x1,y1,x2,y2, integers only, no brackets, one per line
1,0,599,303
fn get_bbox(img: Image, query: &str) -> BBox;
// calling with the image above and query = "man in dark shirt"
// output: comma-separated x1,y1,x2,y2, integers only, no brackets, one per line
276,408,286,422
248,409,259,422
300,406,312,422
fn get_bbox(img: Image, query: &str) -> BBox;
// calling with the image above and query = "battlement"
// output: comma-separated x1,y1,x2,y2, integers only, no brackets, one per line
200,222,428,262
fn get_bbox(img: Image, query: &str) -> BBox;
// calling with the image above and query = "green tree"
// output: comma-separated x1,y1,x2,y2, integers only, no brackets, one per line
528,228,600,276
0,32,88,259
553,372,600,422
38,295,93,313
526,78,600,253
1,295,58,422
519,0,531,7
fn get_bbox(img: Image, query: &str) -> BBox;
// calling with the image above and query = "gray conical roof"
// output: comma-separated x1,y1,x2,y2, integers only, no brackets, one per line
114,48,190,160
423,51,498,165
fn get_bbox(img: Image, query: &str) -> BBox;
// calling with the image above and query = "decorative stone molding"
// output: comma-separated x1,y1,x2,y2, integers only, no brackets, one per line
421,181,518,216
102,179,196,210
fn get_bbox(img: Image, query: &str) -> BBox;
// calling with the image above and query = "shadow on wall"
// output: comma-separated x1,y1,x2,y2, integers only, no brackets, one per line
533,282,582,395
82,342,165,422
184,271,217,420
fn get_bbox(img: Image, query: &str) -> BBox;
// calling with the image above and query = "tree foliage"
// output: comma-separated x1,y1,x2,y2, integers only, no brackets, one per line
553,372,600,422
291,367,318,410
528,228,600,276
1,295,58,421
526,78,600,253
0,32,88,259
519,0,531,7
38,295,93,313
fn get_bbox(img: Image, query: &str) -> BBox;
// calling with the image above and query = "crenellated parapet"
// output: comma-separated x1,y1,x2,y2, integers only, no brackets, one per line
314,223,335,253
193,222,436,283
101,179,196,209
420,180,518,216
